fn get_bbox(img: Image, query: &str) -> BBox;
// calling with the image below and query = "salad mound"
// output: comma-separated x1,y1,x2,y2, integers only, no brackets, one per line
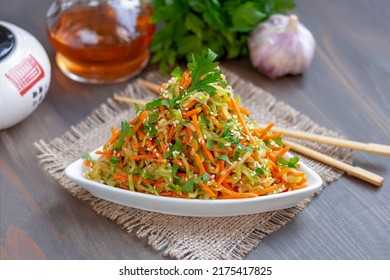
84,50,307,199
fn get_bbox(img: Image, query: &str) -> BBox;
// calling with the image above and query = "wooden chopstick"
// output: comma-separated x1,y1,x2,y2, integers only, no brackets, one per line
283,139,384,187
263,124,390,157
139,79,160,95
115,80,384,187
113,95,146,107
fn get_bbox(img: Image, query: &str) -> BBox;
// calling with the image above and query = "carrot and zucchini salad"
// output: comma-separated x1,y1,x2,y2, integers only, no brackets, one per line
83,50,308,199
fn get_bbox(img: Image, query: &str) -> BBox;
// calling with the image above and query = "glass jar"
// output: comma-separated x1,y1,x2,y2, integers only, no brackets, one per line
46,0,154,84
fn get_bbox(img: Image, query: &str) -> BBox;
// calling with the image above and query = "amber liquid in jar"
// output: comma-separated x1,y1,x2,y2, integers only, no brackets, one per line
46,2,154,83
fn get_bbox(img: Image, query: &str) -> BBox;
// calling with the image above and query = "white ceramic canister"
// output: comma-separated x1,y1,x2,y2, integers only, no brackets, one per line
0,21,51,130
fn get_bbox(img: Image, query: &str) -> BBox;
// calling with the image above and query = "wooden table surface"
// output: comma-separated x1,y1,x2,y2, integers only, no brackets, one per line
1,0,389,260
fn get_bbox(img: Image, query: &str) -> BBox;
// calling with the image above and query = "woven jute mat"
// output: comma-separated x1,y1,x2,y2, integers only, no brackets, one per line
35,69,352,260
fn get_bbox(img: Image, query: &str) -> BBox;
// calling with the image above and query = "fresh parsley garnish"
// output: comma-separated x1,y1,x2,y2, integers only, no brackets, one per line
183,178,195,193
113,121,134,150
217,155,232,165
277,156,300,168
163,140,184,159
82,153,95,163
109,157,120,164
150,0,295,73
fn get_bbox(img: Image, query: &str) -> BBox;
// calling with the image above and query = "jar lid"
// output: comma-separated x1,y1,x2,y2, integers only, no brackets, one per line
0,24,15,62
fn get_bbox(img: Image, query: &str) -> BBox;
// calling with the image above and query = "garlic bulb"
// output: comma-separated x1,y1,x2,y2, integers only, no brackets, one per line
248,14,315,79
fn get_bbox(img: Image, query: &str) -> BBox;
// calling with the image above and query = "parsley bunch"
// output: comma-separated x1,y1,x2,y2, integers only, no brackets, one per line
150,0,295,73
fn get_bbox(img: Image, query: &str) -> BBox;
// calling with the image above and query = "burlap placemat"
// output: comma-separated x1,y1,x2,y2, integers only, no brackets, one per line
35,69,351,260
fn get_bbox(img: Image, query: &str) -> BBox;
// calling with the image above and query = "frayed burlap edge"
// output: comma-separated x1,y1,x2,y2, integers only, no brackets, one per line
34,69,353,260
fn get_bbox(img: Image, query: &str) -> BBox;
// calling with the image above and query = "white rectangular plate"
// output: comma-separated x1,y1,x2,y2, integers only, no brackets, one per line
65,151,323,217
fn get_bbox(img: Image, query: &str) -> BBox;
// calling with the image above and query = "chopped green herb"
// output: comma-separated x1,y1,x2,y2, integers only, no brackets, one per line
183,178,195,193
82,153,95,163
150,1,295,73
171,66,182,78
144,173,155,180
134,103,140,114
113,121,134,150
217,154,232,165
277,156,300,168
164,140,184,159
274,137,283,146
255,168,265,175
109,157,120,164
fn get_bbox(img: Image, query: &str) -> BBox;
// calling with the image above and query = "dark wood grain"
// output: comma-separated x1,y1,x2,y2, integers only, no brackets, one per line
0,0,389,260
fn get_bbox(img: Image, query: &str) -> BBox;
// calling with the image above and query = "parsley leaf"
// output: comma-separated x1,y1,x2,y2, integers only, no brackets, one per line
274,137,283,146
109,157,120,164
277,156,300,168
150,0,295,73
217,155,232,165
113,121,134,150
187,49,221,95
82,153,95,163
163,140,184,159
183,178,195,193
255,168,265,175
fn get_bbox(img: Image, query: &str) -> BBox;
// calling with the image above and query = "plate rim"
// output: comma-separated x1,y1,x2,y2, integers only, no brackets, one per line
64,149,323,216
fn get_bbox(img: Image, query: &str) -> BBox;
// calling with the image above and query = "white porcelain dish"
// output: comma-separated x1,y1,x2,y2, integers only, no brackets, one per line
65,151,323,217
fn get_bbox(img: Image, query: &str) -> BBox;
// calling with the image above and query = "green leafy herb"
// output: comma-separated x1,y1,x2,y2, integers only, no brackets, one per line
109,157,120,164
183,177,195,193
274,136,283,146
113,121,134,150
277,156,300,168
144,122,157,137
255,168,265,175
150,0,296,73
187,49,221,95
82,153,95,163
144,173,155,180
164,140,184,159
196,173,210,184
146,98,172,110
217,155,232,165
134,103,140,114
206,138,214,150
171,66,182,78
149,111,160,124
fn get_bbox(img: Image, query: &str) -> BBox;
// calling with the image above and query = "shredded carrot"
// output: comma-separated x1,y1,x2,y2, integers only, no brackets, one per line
217,169,232,186
277,146,290,157
201,142,216,164
105,130,121,147
95,150,113,156
185,100,197,110
257,122,274,139
191,115,203,139
183,107,202,119
168,125,175,143
132,111,148,134
229,96,253,143
201,104,210,114
179,71,192,92
263,131,283,140
255,183,283,195
159,132,167,153
194,153,206,173
129,154,157,160
239,105,251,115
210,116,223,130
201,183,217,197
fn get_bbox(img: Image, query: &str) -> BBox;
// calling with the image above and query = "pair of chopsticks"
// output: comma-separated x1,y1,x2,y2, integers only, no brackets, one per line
113,79,387,187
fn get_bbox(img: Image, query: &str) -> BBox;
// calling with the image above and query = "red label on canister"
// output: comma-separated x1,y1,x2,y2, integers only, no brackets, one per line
5,54,45,96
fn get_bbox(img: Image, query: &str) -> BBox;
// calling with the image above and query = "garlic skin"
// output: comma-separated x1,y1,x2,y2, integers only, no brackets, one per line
248,14,316,79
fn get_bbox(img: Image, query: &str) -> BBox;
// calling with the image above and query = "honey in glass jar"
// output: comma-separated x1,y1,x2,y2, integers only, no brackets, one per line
46,0,154,83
